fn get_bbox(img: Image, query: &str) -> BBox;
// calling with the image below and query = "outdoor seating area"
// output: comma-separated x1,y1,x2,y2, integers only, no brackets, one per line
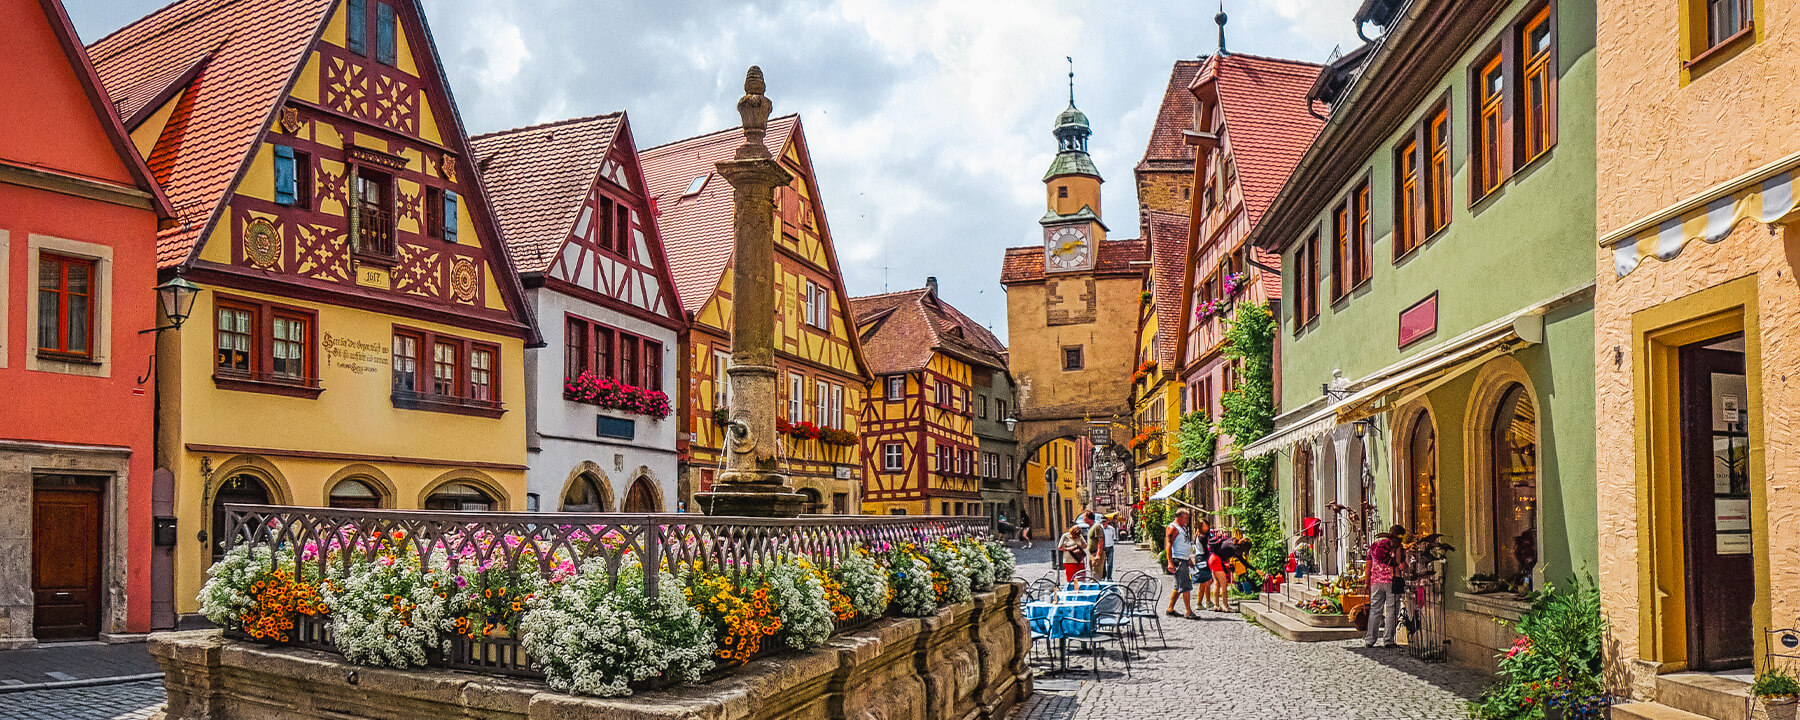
1017,569,1171,679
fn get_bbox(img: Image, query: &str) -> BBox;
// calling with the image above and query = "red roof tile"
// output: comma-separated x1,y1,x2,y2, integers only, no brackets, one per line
639,115,799,315
87,0,334,267
1146,211,1189,366
470,113,622,274
1191,53,1327,229
850,287,1006,375
1137,59,1205,173
998,239,1148,285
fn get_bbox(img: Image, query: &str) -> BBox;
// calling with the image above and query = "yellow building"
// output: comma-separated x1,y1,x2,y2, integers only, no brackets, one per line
851,281,1010,517
90,0,538,620
640,116,872,514
1027,437,1086,533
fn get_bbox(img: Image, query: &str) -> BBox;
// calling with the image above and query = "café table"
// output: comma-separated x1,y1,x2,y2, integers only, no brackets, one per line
1023,599,1098,671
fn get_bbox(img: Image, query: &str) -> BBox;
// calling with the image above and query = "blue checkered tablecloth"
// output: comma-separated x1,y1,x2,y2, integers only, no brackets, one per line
1024,600,1097,639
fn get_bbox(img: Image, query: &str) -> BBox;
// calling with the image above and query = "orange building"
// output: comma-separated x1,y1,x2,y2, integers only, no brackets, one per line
1595,0,1800,702
0,0,172,646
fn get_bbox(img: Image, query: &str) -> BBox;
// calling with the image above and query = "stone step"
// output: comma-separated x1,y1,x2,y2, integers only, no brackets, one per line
1269,594,1355,628
1654,673,1753,720
1608,701,1713,720
1240,601,1364,643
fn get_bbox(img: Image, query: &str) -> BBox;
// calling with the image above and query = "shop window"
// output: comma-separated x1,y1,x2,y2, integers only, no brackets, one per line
327,478,383,509
36,253,96,360
425,482,494,511
1407,411,1439,537
1490,384,1538,585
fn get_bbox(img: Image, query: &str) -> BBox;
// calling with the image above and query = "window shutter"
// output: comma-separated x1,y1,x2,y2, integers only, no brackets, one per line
443,191,459,243
346,0,367,54
273,145,297,205
376,2,396,65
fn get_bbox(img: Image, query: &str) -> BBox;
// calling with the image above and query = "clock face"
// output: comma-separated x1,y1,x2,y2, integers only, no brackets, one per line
1045,226,1091,271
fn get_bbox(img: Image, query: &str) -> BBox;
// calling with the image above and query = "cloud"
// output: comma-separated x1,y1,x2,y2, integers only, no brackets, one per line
65,0,1364,337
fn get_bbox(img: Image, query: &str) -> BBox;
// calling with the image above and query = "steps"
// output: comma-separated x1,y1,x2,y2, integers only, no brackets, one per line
1240,600,1364,643
1611,672,1753,720
1269,592,1355,628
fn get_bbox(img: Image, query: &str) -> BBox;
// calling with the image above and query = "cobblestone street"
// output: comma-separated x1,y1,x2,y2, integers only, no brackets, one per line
0,680,162,720
1008,541,1489,720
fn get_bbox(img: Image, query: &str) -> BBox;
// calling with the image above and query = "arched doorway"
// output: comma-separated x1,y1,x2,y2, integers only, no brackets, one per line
1406,411,1439,538
797,488,823,515
424,482,496,511
212,474,270,561
560,473,609,512
1294,444,1315,527
1490,384,1537,585
621,476,660,513
327,478,383,509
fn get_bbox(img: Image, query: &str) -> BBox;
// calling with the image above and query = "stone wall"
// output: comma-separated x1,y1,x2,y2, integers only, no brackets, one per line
151,583,1027,720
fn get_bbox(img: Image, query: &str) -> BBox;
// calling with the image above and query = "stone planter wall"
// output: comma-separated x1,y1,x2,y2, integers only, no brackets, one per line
151,583,1028,720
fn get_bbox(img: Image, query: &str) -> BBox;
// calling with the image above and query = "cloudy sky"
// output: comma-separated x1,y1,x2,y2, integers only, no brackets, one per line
66,0,1362,336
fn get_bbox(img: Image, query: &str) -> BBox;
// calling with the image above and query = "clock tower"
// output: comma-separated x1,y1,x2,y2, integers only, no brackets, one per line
1041,100,1106,273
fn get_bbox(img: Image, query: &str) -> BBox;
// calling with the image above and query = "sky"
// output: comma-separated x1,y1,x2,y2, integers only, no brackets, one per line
65,0,1363,337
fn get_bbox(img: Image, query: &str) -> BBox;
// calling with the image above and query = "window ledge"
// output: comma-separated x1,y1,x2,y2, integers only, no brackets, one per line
35,351,100,366
214,373,325,398
391,390,505,418
1453,590,1533,620
1685,24,1755,72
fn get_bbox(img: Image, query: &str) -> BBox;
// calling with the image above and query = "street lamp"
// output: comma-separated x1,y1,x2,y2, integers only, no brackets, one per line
1003,415,1018,432
146,276,202,333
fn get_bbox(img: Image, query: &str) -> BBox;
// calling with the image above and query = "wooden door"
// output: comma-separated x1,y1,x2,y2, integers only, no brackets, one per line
1681,337,1753,670
33,481,103,640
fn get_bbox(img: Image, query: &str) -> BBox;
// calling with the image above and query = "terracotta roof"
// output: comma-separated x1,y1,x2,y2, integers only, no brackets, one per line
1136,59,1205,173
998,239,1148,285
470,113,622,274
850,287,1007,375
1146,212,1188,367
1191,53,1326,229
1254,245,1282,299
87,0,334,266
639,115,799,314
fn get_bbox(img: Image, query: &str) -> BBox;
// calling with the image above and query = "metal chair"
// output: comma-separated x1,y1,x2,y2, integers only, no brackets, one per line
1125,574,1167,649
1071,569,1095,586
1063,589,1133,679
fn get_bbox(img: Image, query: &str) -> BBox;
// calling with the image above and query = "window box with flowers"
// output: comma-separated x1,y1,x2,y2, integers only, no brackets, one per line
563,371,672,420
1125,426,1162,452
1131,360,1157,385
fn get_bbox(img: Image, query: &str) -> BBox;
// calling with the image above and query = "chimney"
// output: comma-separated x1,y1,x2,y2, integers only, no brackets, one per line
925,276,938,298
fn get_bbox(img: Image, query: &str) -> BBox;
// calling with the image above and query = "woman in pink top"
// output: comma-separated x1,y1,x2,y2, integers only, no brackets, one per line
1364,525,1406,648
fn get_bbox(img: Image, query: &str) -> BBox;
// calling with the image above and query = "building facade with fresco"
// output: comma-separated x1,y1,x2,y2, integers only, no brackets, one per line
641,116,872,515
90,0,537,623
0,0,172,645
851,279,1010,517
472,113,687,514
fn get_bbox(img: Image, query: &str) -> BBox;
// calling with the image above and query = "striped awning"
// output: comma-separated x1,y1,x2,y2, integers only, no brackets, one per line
1603,151,1800,277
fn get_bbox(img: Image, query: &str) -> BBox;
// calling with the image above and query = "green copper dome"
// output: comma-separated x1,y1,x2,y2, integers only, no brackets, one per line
1054,104,1090,130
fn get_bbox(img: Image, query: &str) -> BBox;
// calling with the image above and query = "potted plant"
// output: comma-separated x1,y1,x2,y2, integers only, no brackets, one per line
1754,668,1800,705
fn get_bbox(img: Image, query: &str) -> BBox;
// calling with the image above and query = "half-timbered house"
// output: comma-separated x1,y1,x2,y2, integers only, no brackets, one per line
850,279,1010,517
88,0,537,623
640,115,872,515
472,114,686,514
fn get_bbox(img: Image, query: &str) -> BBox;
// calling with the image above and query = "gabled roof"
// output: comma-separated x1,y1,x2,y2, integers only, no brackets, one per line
1145,212,1188,367
20,0,172,217
87,0,334,266
639,115,800,315
1137,59,1206,174
998,239,1148,285
851,287,1007,375
1190,53,1327,229
470,113,622,275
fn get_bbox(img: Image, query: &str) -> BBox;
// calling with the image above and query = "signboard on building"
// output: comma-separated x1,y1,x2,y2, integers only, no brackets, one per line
1089,425,1110,446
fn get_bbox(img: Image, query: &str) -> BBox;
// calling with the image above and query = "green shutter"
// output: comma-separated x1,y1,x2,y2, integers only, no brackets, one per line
443,191,458,243
376,2,396,65
346,0,366,54
273,145,296,205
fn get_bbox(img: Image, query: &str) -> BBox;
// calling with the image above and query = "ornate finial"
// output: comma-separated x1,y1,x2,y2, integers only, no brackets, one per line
1216,2,1229,55
736,65,773,161
1066,56,1076,106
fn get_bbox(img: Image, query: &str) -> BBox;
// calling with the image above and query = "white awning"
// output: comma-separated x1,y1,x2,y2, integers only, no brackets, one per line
1149,470,1205,501
1238,282,1592,459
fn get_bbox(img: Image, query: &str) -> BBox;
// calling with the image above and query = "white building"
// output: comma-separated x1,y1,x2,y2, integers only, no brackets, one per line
472,113,686,512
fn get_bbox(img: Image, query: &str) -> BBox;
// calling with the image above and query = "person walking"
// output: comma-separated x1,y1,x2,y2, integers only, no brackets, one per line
1020,512,1033,548
1163,509,1199,618
1057,526,1087,583
1100,513,1121,580
1209,528,1238,611
1084,516,1107,580
1365,524,1407,648
1191,517,1216,610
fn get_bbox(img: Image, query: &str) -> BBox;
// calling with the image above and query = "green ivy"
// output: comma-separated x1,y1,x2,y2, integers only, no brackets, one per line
1172,412,1217,472
1218,304,1283,574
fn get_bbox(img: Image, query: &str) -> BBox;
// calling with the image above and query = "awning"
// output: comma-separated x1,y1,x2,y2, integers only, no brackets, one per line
1238,282,1591,459
1602,150,1800,277
1149,470,1205,501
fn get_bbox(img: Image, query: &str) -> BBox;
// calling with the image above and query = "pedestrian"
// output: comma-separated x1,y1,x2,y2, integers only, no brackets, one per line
1365,525,1406,648
1084,516,1107,580
1191,516,1215,610
1057,525,1087,583
1163,508,1199,618
1210,528,1238,611
1100,513,1121,580
1020,512,1034,548
1076,511,1094,533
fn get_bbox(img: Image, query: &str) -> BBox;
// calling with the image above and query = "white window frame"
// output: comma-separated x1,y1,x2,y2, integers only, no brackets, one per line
886,376,904,401
802,280,818,328
883,443,904,471
813,284,830,330
829,384,844,429
788,373,805,422
814,379,829,426
713,349,731,408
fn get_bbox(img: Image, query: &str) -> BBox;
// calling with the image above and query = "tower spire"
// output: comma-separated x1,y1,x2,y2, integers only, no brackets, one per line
1216,2,1230,55
1066,56,1075,106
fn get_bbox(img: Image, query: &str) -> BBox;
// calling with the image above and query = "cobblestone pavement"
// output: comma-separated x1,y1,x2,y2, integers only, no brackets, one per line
0,680,162,720
0,643,159,687
1007,540,1490,720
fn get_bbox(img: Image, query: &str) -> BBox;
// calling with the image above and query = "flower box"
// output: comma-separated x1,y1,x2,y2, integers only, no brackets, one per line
563,372,671,419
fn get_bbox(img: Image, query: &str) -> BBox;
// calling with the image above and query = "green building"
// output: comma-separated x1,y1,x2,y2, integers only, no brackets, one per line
1239,0,1597,673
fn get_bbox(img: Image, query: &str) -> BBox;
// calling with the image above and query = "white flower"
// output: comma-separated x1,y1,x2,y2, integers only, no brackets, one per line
520,559,714,698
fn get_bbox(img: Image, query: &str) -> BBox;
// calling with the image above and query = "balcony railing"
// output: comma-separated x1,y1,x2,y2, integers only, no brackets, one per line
354,204,395,260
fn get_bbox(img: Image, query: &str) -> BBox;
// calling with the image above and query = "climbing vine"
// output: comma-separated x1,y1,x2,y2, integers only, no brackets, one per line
1171,411,1217,472
1218,303,1284,574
